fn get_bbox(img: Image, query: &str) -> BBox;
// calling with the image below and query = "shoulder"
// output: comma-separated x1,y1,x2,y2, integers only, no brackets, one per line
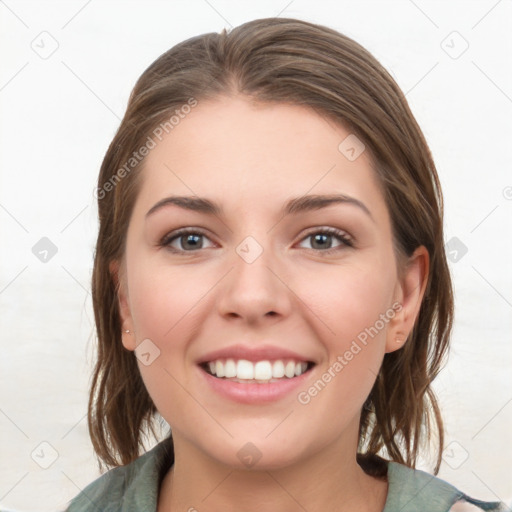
384,461,508,512
64,437,174,512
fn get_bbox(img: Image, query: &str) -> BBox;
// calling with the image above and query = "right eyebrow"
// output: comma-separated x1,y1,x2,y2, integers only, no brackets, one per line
146,196,220,218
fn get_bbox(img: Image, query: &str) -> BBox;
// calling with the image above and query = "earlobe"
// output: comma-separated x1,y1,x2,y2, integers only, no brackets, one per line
109,260,136,351
385,246,429,353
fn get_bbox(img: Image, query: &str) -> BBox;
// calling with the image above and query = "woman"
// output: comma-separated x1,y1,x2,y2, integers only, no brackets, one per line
66,17,507,512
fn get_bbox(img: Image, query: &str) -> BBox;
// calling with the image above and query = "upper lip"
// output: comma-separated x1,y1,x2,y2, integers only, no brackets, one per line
197,344,316,364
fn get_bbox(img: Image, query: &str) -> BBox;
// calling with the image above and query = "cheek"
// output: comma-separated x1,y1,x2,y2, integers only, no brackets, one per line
125,258,214,398
126,261,209,427
299,257,395,347
128,258,208,340
294,258,394,406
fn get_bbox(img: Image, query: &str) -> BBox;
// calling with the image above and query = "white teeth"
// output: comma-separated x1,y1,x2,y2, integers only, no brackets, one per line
224,358,237,378
254,361,272,380
272,360,285,378
294,362,308,376
236,359,254,379
284,361,296,378
204,358,310,381
215,360,225,378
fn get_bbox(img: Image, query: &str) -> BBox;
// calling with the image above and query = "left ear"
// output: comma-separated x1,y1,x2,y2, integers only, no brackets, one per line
385,245,430,353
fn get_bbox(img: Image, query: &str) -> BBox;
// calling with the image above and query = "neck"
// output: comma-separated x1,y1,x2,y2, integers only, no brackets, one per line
157,422,388,512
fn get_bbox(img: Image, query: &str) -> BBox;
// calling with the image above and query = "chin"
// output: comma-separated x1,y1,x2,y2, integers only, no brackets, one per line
201,436,308,472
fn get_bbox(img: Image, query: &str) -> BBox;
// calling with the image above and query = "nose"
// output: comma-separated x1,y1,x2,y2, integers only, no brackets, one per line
216,240,293,325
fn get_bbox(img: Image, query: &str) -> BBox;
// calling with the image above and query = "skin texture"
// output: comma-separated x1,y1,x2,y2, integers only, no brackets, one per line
111,95,429,512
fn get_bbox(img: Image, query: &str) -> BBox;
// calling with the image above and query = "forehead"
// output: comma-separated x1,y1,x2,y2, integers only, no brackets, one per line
135,95,386,218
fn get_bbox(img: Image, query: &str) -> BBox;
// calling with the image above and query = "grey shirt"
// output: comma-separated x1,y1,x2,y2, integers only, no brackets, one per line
65,437,507,511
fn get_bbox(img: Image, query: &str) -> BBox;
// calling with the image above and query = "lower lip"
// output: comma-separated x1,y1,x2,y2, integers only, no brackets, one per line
198,365,314,404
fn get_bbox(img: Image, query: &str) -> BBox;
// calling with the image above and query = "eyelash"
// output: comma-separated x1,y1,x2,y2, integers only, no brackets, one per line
159,227,354,255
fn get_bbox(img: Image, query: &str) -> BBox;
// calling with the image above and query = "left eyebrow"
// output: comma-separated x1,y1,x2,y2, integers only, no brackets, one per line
145,193,374,222
282,194,374,222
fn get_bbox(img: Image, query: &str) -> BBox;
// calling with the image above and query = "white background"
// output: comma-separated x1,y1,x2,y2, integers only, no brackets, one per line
0,1,511,510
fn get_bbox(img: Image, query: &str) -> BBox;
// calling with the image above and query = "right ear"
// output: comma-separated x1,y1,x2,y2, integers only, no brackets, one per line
109,259,136,351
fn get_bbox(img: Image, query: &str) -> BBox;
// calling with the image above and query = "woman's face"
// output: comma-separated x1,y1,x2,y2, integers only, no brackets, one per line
114,95,426,469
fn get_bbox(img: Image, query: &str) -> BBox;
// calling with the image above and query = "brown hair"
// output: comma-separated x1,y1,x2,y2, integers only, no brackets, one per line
88,17,453,474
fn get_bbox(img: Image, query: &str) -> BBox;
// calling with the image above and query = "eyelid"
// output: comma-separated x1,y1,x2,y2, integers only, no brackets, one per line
300,225,352,241
296,226,354,252
159,227,216,251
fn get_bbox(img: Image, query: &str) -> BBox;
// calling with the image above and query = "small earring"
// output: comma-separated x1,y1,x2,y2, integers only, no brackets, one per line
124,329,131,334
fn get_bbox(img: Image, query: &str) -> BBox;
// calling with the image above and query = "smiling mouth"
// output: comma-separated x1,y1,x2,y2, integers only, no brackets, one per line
199,358,315,384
